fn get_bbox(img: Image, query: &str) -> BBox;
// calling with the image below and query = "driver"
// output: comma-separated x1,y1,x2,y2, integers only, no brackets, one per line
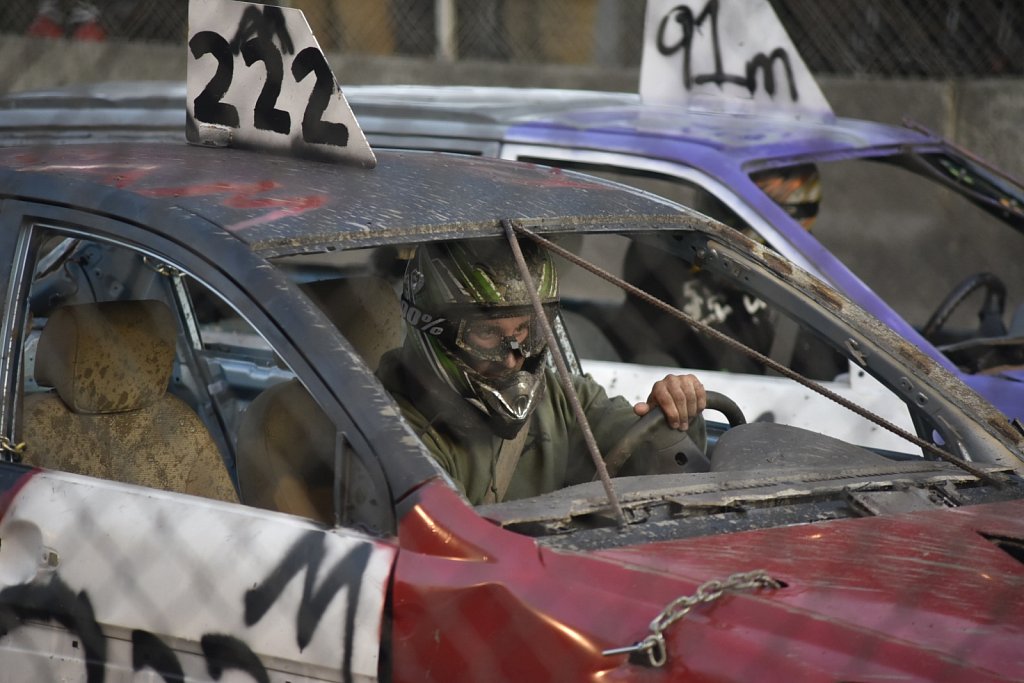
376,237,707,505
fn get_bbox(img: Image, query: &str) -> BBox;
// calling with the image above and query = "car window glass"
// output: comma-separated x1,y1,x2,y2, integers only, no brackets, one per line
19,232,240,504
17,228,386,533
183,271,391,534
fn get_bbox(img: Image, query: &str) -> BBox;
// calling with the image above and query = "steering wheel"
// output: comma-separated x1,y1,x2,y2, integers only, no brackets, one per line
922,272,1007,342
602,391,747,478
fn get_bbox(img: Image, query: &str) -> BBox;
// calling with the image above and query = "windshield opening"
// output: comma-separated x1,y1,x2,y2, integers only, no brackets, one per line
269,226,1022,547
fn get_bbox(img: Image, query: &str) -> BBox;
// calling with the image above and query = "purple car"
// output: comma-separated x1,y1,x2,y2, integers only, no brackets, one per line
334,0,1024,424
339,83,1024,423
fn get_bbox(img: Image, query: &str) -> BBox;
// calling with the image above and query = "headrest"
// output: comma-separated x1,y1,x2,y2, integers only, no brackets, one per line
302,276,402,371
35,300,177,414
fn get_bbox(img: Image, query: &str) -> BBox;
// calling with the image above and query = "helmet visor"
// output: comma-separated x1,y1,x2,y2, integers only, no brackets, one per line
453,303,557,363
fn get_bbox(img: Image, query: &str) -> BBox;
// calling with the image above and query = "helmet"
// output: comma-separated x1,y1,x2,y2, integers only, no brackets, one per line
752,163,822,230
401,238,558,438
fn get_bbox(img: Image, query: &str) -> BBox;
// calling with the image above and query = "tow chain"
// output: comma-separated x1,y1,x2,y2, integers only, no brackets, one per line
603,570,781,667
514,225,1002,487
0,435,26,462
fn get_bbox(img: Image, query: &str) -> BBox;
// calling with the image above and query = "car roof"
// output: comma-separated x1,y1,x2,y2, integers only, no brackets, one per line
345,85,943,167
0,81,945,166
0,142,697,256
0,80,186,111
0,81,184,146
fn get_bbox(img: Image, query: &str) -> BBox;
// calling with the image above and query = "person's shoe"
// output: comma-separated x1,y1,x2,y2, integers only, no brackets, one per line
26,13,65,39
71,20,107,41
69,1,107,42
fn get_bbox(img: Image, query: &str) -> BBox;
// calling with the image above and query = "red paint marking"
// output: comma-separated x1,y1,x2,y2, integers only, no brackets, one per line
15,160,161,190
139,180,327,231
0,467,41,521
473,160,616,192
109,166,160,189
225,195,327,231
139,180,278,199
14,152,327,231
534,165,620,190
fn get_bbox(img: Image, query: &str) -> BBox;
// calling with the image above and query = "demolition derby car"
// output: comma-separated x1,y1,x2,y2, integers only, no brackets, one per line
2,1,1024,682
341,0,1024,425
6,0,1023,431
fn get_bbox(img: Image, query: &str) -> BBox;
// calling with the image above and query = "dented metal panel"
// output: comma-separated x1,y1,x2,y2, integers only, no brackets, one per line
1,469,394,682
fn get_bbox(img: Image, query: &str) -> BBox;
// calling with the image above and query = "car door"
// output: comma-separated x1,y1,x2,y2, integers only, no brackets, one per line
0,201,395,683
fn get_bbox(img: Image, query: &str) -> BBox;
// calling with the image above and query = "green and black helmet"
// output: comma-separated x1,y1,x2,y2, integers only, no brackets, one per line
401,238,559,438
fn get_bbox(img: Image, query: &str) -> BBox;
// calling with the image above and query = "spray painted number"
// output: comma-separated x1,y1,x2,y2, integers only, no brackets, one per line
189,31,240,128
242,36,291,134
189,32,349,147
292,47,350,147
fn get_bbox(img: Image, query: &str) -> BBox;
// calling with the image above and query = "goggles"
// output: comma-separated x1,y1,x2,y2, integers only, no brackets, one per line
402,297,557,364
453,303,557,363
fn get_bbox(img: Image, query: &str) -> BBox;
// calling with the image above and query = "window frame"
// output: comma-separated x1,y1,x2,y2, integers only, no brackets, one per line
0,200,401,533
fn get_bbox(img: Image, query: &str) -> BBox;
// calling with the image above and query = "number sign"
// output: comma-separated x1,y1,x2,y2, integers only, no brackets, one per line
639,0,832,119
187,0,377,167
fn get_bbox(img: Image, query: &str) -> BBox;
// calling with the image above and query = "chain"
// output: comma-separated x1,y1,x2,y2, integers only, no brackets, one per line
603,570,781,667
0,436,26,462
514,225,1002,486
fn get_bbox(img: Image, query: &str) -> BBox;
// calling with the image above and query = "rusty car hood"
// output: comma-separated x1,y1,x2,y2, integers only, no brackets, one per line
576,498,1024,679
396,481,1024,681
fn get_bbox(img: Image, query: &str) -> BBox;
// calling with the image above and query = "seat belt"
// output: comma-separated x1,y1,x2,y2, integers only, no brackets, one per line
483,424,530,504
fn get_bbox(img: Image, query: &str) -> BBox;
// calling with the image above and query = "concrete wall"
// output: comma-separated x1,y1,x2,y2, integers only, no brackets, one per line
824,77,1024,184
2,36,1023,327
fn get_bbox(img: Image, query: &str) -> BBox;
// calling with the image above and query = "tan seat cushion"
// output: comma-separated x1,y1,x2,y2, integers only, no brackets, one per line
24,392,237,502
236,379,335,521
302,276,402,371
23,300,237,503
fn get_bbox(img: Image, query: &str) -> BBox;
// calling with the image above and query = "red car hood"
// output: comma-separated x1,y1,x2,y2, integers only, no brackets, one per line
577,499,1024,681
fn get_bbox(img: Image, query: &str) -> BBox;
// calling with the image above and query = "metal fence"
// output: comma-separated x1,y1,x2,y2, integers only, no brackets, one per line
776,0,1023,78
1,0,1021,77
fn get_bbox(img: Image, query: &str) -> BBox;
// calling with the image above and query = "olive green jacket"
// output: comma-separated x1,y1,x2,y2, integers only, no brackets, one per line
377,349,706,505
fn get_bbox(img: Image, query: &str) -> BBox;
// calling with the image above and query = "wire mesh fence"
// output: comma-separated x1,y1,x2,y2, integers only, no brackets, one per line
1,0,1021,78
776,0,1023,78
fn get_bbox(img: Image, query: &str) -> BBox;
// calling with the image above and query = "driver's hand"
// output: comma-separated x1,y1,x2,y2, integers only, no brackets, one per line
633,374,706,431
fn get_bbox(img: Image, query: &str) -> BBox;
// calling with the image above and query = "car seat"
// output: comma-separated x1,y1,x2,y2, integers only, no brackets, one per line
300,274,403,371
236,275,400,522
236,378,335,521
22,299,237,502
